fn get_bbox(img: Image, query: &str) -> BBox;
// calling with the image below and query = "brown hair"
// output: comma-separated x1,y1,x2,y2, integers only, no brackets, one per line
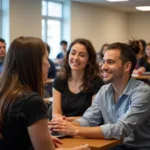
0,36,46,138
58,38,100,92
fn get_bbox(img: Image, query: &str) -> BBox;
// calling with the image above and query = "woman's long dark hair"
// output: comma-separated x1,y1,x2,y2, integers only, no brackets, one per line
58,38,100,92
0,36,46,138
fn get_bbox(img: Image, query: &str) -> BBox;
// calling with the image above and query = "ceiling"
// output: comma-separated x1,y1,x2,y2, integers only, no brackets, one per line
71,0,150,12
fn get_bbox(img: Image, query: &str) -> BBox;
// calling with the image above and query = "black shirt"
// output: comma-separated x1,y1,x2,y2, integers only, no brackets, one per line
137,57,150,71
48,58,56,78
0,93,48,150
53,76,104,117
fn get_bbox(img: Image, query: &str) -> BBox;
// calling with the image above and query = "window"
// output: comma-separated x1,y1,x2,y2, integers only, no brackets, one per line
42,0,63,59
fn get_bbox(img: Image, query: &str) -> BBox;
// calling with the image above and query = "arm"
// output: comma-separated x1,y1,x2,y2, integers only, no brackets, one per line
50,90,104,138
91,95,96,102
66,116,81,122
100,85,150,140
28,119,56,150
28,119,90,150
50,119,104,139
52,88,63,120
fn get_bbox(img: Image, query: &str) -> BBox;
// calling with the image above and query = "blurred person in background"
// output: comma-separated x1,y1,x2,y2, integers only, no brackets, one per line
0,38,6,74
56,40,68,66
133,43,150,74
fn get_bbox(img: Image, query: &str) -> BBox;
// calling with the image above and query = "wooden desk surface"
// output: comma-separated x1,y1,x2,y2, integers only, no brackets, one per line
132,73,150,80
60,137,122,150
43,78,54,84
43,97,53,104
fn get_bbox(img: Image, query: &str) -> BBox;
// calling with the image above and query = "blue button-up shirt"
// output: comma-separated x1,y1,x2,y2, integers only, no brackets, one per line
77,78,150,149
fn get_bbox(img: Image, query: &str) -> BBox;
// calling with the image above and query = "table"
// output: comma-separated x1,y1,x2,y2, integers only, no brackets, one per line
43,78,54,84
43,97,53,104
60,137,122,150
132,73,150,80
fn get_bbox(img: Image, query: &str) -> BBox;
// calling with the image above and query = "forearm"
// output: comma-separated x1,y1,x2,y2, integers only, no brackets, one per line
66,116,81,122
52,112,63,119
72,120,81,126
74,126,104,139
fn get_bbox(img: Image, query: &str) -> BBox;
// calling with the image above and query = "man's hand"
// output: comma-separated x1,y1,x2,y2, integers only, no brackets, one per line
49,120,79,136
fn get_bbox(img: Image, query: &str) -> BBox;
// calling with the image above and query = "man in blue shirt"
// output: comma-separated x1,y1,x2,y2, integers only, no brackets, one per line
55,40,68,66
50,42,150,150
0,38,6,74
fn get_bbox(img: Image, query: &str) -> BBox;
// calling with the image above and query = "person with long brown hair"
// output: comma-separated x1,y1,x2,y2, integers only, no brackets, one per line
0,36,90,150
51,38,103,121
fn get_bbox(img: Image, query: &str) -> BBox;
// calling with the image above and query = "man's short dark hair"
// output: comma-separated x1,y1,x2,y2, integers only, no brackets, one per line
60,40,67,45
107,42,137,74
0,38,5,43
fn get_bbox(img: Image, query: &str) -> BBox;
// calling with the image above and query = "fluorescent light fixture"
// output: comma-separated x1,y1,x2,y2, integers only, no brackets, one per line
136,6,150,11
106,0,128,2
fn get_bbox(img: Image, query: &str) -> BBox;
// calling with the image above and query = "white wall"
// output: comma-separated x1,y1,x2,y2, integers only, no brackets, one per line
2,0,150,50
128,12,150,43
71,2,129,51
9,0,41,43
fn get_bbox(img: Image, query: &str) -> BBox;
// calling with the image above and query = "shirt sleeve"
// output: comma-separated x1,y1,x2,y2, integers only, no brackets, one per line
100,86,150,140
52,76,64,93
76,88,104,126
23,94,48,126
92,77,104,96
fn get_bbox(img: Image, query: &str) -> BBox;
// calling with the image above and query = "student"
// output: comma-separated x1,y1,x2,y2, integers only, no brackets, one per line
50,42,150,150
133,43,150,74
46,43,56,79
56,40,68,66
0,36,90,150
0,38,6,74
99,43,109,62
137,39,146,60
51,38,104,121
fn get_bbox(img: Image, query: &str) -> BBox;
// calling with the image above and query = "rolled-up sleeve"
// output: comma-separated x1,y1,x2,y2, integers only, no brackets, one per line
101,86,150,140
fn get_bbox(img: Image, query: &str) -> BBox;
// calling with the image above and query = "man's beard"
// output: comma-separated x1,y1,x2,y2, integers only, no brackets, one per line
0,56,5,62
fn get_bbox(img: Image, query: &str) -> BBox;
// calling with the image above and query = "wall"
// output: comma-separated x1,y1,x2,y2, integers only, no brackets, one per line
9,0,41,43
128,12,150,43
71,2,129,51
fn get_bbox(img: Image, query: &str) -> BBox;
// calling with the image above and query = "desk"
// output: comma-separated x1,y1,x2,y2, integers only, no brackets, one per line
132,73,150,80
43,78,54,84
44,97,53,104
60,137,122,150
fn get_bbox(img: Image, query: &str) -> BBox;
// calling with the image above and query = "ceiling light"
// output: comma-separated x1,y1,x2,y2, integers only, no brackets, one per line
136,6,150,11
106,0,129,2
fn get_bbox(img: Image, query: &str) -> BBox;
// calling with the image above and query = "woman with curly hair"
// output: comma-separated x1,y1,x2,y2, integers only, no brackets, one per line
51,38,103,121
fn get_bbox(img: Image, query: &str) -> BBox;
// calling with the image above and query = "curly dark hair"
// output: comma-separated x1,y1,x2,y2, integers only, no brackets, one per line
58,38,100,92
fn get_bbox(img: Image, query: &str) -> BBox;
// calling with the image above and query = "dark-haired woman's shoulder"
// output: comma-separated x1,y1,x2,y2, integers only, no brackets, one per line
52,76,66,93
92,76,104,95
136,57,145,68
20,92,48,126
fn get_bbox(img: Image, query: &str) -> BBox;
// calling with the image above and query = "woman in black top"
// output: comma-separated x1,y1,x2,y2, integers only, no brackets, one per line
52,38,103,121
0,37,89,150
134,43,150,74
